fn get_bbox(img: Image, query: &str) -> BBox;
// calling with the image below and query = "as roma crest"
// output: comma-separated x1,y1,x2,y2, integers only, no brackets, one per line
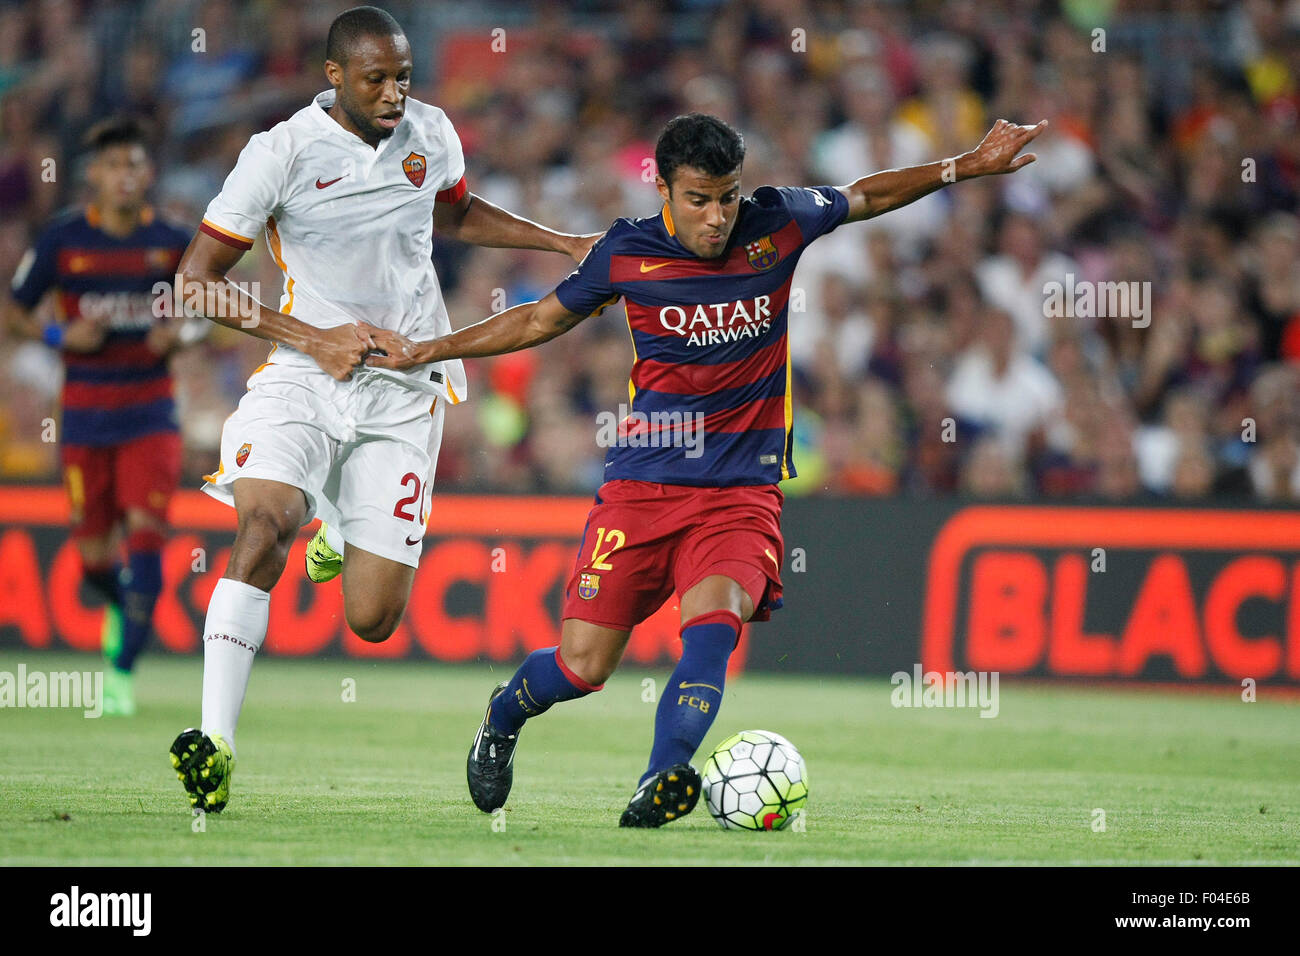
578,572,600,600
402,151,426,188
745,235,778,271
235,442,251,467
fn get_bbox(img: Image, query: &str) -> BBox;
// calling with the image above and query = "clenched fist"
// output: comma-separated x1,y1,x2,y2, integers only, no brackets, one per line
307,322,383,381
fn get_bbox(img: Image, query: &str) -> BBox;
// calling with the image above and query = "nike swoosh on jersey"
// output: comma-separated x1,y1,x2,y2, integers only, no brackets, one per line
639,260,671,273
315,176,345,189
405,533,423,546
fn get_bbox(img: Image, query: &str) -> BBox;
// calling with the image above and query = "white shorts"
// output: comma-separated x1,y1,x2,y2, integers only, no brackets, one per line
203,362,445,568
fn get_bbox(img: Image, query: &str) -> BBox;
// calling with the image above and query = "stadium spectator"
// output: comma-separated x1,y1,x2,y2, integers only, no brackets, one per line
1,0,1297,508
946,306,1063,462
961,434,1024,498
975,212,1078,356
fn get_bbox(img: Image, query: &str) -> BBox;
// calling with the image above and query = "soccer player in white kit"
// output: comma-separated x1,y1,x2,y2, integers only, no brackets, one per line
167,6,598,813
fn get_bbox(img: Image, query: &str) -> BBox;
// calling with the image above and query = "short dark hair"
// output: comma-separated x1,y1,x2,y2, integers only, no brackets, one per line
654,113,745,191
326,5,404,64
82,115,152,155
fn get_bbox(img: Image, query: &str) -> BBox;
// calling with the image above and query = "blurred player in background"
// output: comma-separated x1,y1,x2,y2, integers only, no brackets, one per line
4,116,195,716
367,112,1046,826
167,5,597,813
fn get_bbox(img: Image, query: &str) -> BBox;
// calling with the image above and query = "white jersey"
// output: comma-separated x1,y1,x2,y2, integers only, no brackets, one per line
201,89,468,405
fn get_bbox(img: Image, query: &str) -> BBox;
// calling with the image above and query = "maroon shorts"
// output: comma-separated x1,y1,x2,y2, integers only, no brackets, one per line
561,480,785,632
61,431,182,539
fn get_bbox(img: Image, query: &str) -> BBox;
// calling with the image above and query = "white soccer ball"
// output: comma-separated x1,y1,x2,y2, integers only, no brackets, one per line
701,729,808,830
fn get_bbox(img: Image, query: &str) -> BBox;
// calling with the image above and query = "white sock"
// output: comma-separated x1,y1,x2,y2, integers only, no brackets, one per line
201,577,270,757
324,522,345,554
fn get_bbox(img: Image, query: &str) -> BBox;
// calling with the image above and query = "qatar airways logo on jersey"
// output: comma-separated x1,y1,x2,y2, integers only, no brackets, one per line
658,295,773,347
76,291,164,330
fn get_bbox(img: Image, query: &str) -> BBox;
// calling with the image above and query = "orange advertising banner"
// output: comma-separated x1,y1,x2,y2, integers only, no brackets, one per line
921,506,1300,684
0,487,748,673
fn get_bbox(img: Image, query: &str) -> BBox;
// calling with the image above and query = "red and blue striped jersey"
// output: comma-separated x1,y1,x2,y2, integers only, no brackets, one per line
10,206,190,447
555,185,849,486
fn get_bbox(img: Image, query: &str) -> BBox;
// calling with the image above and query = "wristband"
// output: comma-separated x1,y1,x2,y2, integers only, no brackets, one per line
41,323,64,348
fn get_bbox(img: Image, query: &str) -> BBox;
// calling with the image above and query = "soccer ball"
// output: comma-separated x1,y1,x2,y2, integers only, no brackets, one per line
701,729,808,830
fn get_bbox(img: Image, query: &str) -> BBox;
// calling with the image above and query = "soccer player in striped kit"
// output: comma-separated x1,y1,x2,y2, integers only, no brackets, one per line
366,112,1047,825
6,116,194,716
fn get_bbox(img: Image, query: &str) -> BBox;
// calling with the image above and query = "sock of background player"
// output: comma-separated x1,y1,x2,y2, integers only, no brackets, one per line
113,529,163,672
641,610,740,785
487,647,601,735
200,578,270,756
83,558,121,609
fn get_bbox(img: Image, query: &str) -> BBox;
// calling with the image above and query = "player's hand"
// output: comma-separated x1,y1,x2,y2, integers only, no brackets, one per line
145,321,183,357
565,232,603,263
960,119,1048,177
61,317,109,353
308,323,374,381
363,327,423,371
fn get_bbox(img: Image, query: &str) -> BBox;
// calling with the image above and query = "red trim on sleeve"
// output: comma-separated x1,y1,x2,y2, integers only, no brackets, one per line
435,175,468,204
199,221,254,251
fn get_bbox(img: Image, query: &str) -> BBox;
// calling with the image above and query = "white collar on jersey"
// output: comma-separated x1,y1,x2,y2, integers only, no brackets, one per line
309,89,401,154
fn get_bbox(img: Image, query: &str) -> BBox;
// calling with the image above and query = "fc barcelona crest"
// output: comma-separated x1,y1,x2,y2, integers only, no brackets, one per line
578,572,601,600
402,151,426,188
235,442,251,467
745,235,778,271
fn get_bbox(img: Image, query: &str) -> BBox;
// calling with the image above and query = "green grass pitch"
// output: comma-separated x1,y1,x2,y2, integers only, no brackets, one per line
0,650,1296,865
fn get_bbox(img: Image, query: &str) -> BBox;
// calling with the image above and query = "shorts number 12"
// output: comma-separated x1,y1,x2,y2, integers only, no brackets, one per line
591,527,626,570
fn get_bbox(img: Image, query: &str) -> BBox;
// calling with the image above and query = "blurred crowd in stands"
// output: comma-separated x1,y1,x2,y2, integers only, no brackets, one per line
3,0,1300,500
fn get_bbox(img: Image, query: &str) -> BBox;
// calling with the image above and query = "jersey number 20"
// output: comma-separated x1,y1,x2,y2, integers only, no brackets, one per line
393,472,428,525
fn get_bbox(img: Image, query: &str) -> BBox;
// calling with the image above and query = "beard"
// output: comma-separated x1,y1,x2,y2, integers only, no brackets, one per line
341,96,394,139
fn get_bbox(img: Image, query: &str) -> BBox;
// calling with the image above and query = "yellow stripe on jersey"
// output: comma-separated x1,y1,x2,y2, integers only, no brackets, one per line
590,294,620,318
265,217,295,315
624,309,638,408
661,203,676,237
780,335,794,480
65,464,85,513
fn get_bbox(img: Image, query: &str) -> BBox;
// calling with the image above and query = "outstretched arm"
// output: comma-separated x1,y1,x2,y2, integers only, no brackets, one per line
364,292,588,370
840,118,1047,223
434,191,600,262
